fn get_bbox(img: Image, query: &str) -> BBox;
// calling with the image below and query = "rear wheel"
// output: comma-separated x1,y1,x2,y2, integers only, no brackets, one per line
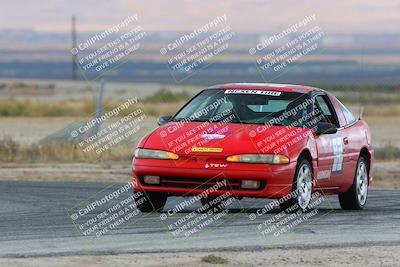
280,158,313,213
134,191,167,212
339,156,368,210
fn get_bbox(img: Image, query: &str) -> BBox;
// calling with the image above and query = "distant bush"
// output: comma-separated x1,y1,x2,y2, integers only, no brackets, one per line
144,88,190,103
0,136,133,163
0,101,72,117
363,105,400,116
312,84,400,93
0,99,184,118
0,137,19,161
375,145,400,160
2,84,397,118
336,92,400,105
201,255,228,265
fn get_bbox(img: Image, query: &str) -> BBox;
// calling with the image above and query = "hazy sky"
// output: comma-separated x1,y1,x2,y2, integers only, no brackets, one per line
1,0,400,34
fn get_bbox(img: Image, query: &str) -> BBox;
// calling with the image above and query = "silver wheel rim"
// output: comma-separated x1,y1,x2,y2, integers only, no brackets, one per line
297,163,312,210
356,161,368,206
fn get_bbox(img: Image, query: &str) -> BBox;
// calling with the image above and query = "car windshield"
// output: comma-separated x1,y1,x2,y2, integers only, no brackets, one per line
173,89,311,127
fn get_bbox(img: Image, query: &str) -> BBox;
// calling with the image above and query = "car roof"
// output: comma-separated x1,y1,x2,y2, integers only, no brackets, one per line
207,83,322,93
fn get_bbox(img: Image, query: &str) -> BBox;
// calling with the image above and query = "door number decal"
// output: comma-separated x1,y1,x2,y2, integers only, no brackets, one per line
332,137,344,172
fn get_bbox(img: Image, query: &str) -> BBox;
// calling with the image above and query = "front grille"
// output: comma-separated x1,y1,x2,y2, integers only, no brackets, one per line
139,176,266,191
161,176,240,190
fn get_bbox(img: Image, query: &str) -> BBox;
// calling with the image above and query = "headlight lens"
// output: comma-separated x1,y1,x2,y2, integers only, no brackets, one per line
226,154,289,164
134,148,179,160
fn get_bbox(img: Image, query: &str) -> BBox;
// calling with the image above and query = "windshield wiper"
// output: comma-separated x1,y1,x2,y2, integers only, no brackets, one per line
172,118,287,126
229,120,286,125
172,118,209,122
267,123,285,126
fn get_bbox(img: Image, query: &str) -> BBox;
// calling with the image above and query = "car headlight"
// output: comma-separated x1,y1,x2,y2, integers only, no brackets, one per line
134,148,179,160
226,154,289,164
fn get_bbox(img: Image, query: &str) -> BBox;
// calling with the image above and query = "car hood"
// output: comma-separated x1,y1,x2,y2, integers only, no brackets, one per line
141,121,311,157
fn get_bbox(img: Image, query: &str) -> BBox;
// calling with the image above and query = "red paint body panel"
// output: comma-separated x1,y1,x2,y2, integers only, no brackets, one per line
133,83,373,199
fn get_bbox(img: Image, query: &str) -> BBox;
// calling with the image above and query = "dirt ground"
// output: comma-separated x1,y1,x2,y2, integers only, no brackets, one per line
0,245,398,267
0,163,131,183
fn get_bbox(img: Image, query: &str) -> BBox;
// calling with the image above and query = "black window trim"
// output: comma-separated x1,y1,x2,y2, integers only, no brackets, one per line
336,98,358,128
312,91,342,130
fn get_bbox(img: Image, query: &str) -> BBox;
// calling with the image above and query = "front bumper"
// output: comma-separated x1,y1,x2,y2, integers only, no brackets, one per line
133,159,297,199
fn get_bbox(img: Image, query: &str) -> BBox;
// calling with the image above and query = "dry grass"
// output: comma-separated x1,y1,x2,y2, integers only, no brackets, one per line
0,87,188,118
0,100,96,117
0,137,133,163
1,86,399,117
374,145,400,160
363,104,400,117
140,101,186,117
336,92,400,105
0,99,186,118
1,135,399,163
2,100,398,118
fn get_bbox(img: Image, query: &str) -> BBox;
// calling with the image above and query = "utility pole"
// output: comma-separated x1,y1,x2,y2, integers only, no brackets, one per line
71,15,77,80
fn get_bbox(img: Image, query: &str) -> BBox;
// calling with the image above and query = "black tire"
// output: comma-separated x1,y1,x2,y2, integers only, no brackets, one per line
339,156,368,210
280,158,313,213
134,191,167,212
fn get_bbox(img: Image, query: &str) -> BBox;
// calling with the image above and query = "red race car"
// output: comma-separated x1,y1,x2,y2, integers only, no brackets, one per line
132,83,373,212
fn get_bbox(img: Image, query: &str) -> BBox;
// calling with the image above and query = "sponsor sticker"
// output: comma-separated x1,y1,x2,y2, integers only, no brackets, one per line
205,163,228,168
201,134,225,140
191,147,223,153
224,89,281,96
317,169,331,180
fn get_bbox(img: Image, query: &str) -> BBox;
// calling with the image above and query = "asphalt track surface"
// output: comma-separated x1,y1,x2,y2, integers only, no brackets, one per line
1,181,399,258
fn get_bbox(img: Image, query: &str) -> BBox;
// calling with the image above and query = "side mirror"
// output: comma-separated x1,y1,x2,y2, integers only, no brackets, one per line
157,115,172,126
315,122,337,135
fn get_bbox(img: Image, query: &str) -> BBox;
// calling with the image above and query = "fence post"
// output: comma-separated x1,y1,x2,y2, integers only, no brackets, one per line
92,78,105,136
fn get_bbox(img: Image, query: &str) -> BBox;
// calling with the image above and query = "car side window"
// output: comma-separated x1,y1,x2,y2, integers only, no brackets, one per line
337,99,356,125
314,95,340,127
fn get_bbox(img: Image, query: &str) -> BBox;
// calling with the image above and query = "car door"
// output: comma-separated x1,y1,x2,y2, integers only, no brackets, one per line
331,97,360,189
313,93,345,189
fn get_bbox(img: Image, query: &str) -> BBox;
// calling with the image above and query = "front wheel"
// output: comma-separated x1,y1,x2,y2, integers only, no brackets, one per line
134,191,167,212
339,156,368,210
280,158,313,213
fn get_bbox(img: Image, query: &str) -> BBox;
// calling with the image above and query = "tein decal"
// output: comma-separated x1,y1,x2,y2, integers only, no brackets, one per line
191,147,223,153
